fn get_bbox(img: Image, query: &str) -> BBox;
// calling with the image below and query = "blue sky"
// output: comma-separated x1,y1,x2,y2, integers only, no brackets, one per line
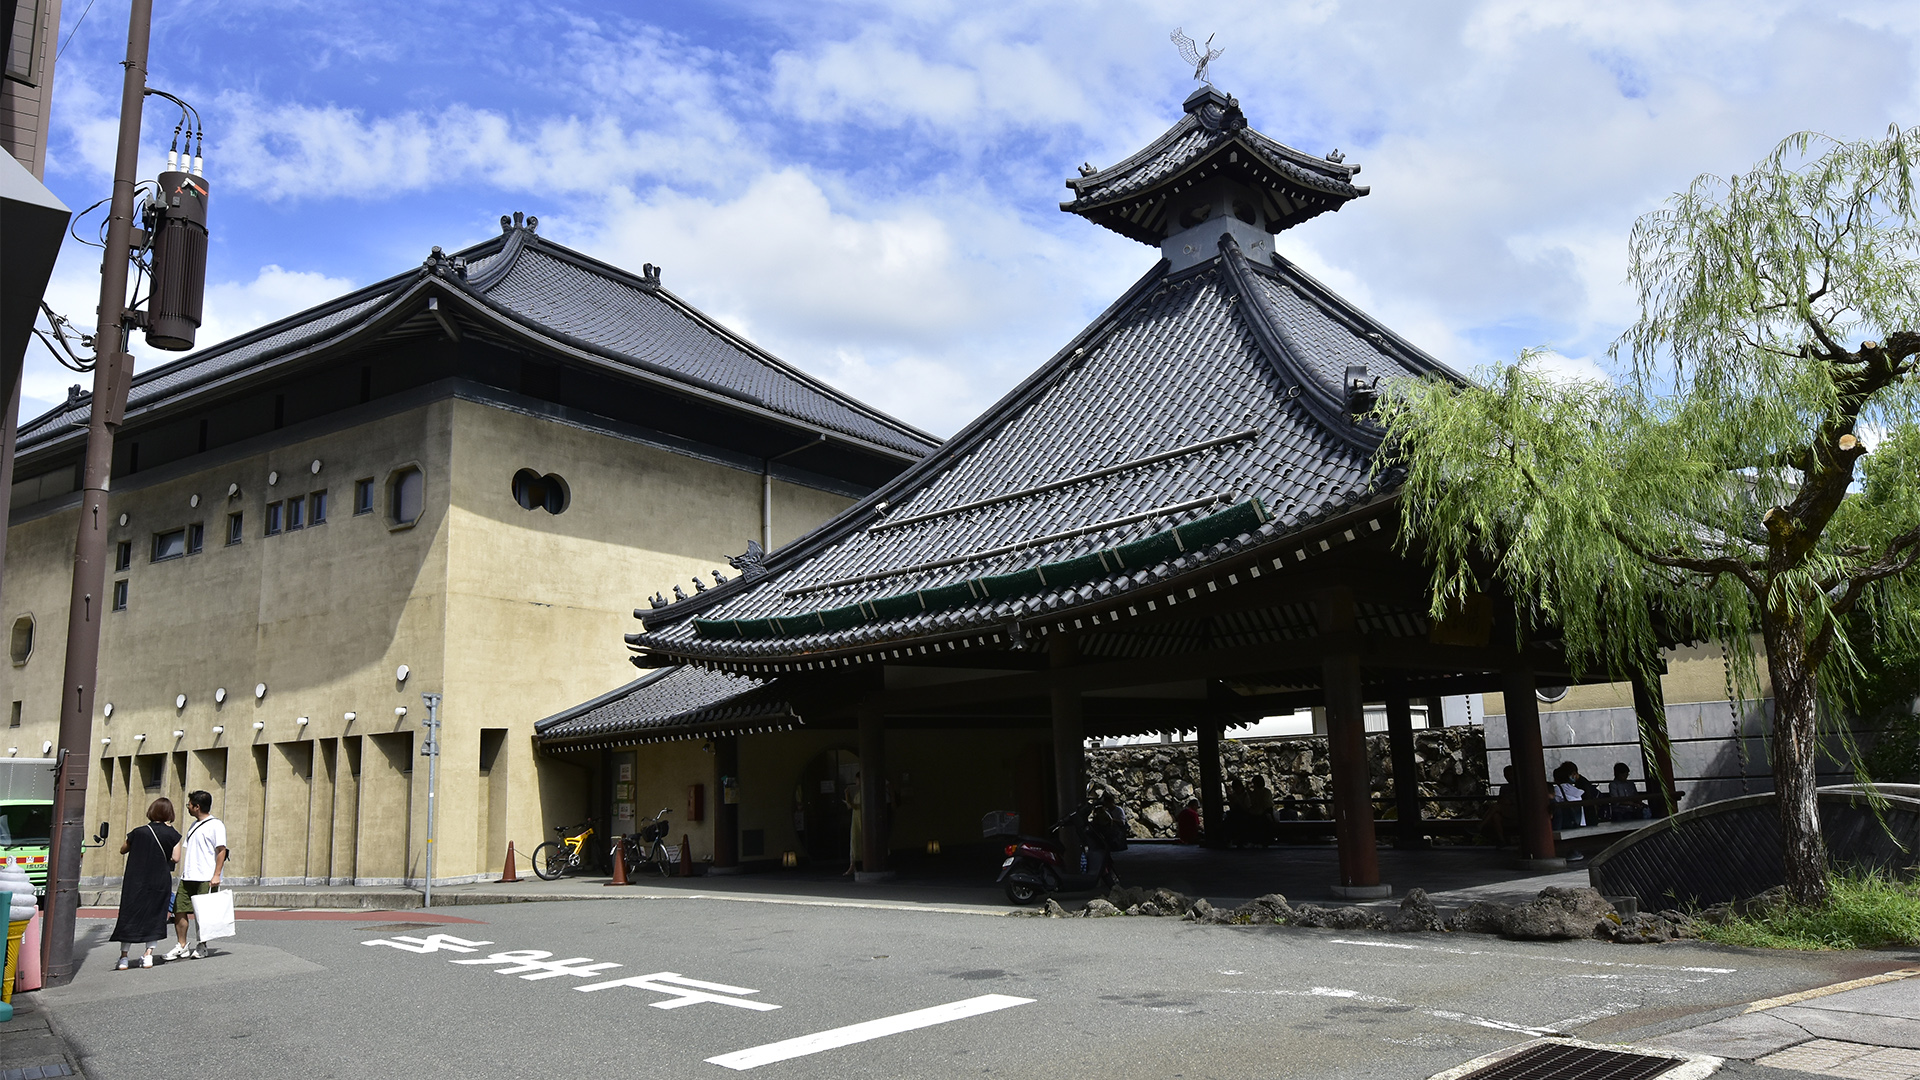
26,0,1920,435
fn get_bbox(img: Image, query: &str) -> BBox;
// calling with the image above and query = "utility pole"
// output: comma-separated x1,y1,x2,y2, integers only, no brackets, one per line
42,0,153,986
421,692,442,908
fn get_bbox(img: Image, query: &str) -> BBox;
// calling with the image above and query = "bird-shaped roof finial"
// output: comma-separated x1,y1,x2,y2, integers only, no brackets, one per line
1171,28,1224,85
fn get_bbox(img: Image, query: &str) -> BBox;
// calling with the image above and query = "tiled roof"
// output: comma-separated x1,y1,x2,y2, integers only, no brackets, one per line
1062,87,1365,245
18,226,937,460
625,235,1461,668
533,665,792,747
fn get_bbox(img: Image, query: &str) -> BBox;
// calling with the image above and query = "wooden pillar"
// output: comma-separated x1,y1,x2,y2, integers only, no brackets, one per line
1050,637,1084,820
856,704,890,881
712,734,740,870
1386,693,1424,848
1197,715,1225,848
1501,659,1559,866
1630,668,1678,817
1317,586,1386,897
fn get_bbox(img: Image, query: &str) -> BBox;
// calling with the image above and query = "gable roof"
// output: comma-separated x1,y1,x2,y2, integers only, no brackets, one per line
1063,87,1366,245
18,222,938,461
622,233,1462,670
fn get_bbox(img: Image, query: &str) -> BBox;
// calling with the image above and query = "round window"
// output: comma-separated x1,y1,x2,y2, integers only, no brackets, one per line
1535,685,1569,704
511,469,570,515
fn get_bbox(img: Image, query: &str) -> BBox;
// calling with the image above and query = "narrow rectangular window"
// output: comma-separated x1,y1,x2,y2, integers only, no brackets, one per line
354,478,374,515
112,580,128,611
265,502,283,535
227,512,243,545
186,523,204,555
128,442,140,473
309,490,327,525
287,496,304,530
151,529,186,561
116,541,132,572
8,702,19,728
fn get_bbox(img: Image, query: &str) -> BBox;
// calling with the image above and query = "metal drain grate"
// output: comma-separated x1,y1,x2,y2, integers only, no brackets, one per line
1453,1042,1681,1080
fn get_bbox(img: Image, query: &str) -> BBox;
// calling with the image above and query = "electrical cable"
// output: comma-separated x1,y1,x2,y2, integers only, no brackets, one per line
55,0,98,60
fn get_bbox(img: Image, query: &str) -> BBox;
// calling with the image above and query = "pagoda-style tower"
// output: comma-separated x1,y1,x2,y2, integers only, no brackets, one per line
1063,86,1366,270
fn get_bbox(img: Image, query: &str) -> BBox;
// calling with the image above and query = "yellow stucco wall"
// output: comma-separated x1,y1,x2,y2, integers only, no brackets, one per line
1483,640,1770,717
1,392,856,886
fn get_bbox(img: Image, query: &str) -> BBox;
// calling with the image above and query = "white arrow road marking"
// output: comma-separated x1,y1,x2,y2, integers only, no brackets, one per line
705,994,1035,1071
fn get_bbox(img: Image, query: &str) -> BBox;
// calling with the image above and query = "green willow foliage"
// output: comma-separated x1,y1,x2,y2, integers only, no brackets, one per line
1377,126,1920,799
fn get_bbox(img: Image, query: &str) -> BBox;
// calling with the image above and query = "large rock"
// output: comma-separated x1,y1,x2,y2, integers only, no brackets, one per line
1387,889,1442,933
1140,804,1175,830
1082,899,1123,917
1503,887,1618,941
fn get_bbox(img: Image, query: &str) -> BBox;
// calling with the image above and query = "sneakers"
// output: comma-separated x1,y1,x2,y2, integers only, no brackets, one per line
141,952,154,968
115,956,130,971
163,944,190,961
192,942,210,959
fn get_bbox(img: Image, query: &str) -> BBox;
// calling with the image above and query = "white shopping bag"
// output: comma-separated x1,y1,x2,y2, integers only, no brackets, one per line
192,888,237,941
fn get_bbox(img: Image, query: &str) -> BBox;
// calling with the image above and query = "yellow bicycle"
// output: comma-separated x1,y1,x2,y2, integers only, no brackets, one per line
531,823,595,880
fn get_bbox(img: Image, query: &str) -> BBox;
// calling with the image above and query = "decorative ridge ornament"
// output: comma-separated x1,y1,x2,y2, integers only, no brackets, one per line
728,539,768,581
422,245,468,279
1171,28,1224,85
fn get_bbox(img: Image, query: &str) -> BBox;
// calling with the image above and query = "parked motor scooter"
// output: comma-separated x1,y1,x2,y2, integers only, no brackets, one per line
997,801,1122,905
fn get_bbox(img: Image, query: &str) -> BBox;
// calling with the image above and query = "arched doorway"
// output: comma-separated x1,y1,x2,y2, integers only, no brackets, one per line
794,748,859,865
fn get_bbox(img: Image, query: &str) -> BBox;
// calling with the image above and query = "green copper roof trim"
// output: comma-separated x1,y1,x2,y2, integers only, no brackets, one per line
693,497,1272,641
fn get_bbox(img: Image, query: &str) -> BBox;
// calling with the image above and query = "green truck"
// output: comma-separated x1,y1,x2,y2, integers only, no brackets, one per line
0,757,56,903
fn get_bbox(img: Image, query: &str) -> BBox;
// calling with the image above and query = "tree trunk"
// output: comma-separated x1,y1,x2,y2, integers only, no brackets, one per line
1762,618,1830,905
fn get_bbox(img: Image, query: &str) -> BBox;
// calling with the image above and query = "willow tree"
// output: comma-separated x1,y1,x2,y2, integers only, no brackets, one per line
1379,128,1920,905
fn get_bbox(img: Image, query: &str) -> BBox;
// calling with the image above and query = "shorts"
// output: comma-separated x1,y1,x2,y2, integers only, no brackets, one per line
173,879,218,914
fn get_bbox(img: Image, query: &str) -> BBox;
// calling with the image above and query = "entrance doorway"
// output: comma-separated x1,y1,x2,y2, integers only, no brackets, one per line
795,748,859,865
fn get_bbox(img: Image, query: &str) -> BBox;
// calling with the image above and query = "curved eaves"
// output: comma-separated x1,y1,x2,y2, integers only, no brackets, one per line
1216,234,1383,454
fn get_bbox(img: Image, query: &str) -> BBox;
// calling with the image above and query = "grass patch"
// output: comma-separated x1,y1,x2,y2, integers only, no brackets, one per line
1699,872,1920,950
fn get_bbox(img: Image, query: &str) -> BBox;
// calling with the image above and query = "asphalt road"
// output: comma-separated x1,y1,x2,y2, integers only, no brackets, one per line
38,898,1911,1080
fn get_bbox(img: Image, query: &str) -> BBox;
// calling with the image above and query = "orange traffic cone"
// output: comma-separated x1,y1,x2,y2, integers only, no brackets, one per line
606,840,629,887
678,834,693,878
497,841,520,883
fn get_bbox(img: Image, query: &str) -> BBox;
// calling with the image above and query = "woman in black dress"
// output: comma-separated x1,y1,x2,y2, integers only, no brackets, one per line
110,798,180,969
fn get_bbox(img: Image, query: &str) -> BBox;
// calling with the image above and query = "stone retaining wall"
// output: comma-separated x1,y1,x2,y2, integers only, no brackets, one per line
1085,726,1490,838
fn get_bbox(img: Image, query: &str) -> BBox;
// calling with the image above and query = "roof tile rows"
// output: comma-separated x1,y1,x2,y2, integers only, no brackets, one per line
533,664,785,744
630,242,1458,666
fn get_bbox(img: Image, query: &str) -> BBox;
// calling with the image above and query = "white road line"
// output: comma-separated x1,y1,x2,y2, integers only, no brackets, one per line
1236,986,1556,1037
1326,939,1736,974
705,994,1035,1071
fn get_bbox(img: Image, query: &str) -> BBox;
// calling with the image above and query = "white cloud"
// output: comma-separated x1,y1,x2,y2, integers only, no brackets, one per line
197,265,358,350
32,0,1920,439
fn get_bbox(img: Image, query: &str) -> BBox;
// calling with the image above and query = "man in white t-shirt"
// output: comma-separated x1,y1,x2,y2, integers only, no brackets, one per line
167,789,228,960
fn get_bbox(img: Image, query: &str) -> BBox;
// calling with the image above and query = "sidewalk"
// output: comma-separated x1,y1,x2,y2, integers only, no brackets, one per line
0,989,84,1080
1647,968,1920,1078
76,842,1590,914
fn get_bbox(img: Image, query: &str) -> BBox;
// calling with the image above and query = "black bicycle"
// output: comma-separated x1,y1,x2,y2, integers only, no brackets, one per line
619,808,675,878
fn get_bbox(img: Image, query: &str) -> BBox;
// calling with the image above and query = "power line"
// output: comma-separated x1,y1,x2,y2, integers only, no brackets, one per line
56,0,98,61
